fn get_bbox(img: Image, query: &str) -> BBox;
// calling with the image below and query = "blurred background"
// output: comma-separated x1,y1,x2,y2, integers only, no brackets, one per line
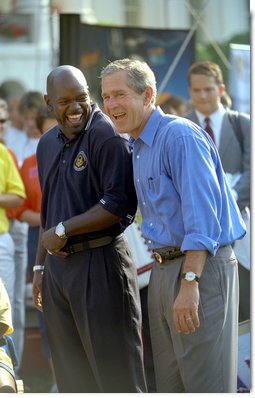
0,0,250,112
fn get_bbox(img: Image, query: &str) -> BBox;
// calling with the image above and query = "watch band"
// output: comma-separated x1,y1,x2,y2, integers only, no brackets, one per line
33,265,45,272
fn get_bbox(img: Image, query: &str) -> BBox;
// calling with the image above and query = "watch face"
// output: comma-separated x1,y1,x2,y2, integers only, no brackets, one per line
186,272,195,281
56,223,65,237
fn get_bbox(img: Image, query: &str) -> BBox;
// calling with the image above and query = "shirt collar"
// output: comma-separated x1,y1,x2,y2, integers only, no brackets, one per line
129,106,164,148
195,103,226,127
84,103,99,130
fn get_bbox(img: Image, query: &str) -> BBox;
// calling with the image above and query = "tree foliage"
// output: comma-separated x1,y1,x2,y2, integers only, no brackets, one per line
195,32,250,86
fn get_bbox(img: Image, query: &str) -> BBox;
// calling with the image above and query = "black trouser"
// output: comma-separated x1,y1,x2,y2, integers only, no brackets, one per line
238,263,250,322
42,235,147,393
140,286,156,392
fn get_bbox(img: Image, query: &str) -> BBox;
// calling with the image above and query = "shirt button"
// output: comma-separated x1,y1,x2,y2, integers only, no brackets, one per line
150,223,153,226
66,143,70,147
136,155,140,159
137,178,140,183
63,160,66,164
142,201,146,206
148,240,152,244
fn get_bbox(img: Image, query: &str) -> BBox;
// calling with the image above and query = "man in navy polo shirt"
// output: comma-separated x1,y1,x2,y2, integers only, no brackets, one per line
32,65,147,393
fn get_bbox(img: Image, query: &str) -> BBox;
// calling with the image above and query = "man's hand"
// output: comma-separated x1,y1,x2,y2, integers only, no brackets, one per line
173,281,200,334
32,271,44,312
42,227,68,257
173,249,207,334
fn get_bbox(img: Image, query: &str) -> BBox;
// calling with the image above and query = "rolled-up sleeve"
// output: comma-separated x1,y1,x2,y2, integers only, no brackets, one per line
97,136,137,222
171,133,222,255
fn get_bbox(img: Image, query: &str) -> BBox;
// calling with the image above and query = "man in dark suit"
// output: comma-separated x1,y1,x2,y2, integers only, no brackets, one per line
186,60,250,322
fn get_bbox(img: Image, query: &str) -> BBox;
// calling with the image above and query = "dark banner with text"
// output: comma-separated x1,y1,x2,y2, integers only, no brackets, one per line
59,14,195,105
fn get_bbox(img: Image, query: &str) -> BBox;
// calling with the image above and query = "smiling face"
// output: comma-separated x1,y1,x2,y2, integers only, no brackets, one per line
45,67,92,140
101,70,154,139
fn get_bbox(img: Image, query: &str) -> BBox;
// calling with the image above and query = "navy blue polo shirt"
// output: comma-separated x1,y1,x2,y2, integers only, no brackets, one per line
36,104,137,242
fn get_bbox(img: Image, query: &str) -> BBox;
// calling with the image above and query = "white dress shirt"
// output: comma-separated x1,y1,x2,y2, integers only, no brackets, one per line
195,103,226,149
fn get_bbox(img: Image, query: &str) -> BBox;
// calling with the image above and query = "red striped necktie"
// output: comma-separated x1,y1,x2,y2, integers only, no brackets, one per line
204,117,215,143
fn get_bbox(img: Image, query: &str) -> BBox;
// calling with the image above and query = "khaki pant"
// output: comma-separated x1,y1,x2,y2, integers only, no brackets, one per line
148,245,239,393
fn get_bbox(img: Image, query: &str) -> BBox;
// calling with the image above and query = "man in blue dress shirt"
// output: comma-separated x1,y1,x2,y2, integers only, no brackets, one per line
100,58,246,393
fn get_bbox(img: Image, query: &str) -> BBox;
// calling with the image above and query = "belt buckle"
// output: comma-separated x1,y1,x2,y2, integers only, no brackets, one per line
153,251,163,264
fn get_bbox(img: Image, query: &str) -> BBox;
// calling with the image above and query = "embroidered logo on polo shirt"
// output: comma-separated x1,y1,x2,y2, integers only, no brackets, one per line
73,151,88,171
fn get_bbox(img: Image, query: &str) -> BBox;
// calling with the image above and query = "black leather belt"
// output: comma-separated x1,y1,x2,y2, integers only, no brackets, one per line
152,246,184,264
66,236,113,254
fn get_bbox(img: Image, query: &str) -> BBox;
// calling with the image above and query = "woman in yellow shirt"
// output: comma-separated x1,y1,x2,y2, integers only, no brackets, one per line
0,277,16,392
0,143,26,306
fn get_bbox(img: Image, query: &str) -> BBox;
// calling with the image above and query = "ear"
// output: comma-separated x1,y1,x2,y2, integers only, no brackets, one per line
44,94,53,111
219,83,225,96
144,86,153,105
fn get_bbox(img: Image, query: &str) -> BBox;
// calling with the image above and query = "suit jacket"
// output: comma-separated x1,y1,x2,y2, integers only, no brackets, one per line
186,110,250,210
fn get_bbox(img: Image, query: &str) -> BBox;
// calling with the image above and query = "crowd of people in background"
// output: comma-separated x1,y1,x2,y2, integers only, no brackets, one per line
0,57,250,393
0,84,57,390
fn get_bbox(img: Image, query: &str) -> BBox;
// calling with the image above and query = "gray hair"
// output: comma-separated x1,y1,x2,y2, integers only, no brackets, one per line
100,58,157,104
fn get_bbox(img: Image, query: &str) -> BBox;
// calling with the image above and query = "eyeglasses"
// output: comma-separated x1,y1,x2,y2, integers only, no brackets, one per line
0,119,7,124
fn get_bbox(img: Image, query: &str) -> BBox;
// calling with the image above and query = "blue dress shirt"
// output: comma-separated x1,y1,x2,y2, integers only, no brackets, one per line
130,107,246,255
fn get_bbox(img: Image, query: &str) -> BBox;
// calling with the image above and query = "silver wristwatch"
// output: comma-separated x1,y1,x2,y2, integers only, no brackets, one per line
55,222,67,239
182,271,200,283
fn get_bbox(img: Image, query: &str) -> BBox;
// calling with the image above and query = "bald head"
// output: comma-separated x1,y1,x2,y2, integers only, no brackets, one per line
46,65,88,96
44,65,92,139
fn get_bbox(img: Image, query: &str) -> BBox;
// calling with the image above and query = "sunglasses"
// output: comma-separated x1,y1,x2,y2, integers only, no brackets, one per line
0,119,7,124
